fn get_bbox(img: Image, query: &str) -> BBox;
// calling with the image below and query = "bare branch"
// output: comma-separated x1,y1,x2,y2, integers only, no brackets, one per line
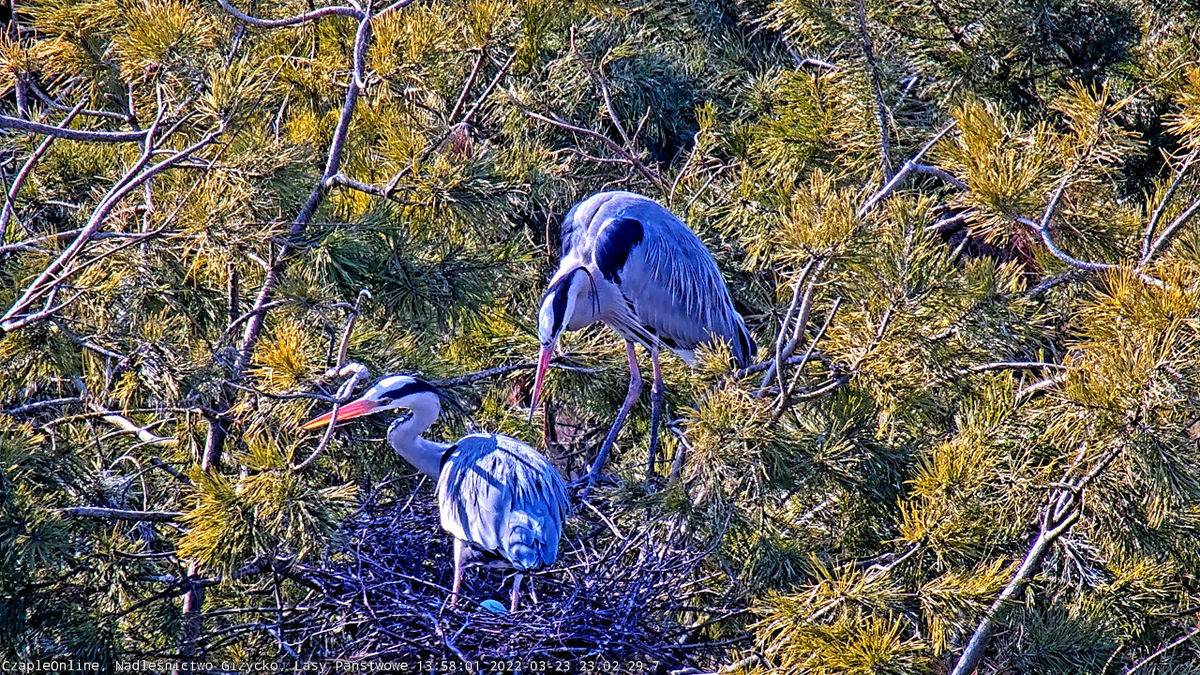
1141,148,1198,260
522,108,664,186
1125,627,1200,675
215,0,362,27
1142,192,1200,266
857,122,958,219
433,360,602,389
572,29,632,150
1,125,223,331
951,449,1120,675
28,82,130,123
233,8,372,378
855,0,893,179
1013,216,1117,274
1,103,85,242
4,396,84,416
293,362,370,471
795,58,838,71
958,361,1071,374
372,50,516,198
90,403,178,446
760,258,824,390
59,506,183,522
448,48,488,125
0,113,148,143
776,296,843,413
1016,372,1069,401
374,0,417,17
457,50,516,129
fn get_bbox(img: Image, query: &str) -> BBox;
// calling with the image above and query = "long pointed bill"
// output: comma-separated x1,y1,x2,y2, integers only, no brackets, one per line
300,397,381,431
528,344,554,423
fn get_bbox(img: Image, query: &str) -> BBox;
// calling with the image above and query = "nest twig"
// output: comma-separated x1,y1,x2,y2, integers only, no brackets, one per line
270,487,741,667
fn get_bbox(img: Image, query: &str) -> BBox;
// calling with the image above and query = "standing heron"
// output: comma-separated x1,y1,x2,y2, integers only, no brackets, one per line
530,191,755,487
302,374,569,612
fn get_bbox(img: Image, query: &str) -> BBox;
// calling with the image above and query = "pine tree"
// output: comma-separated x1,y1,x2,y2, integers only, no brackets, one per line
1,0,1199,671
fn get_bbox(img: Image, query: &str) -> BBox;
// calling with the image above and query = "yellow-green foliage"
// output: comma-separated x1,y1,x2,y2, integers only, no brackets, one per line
3,0,1200,670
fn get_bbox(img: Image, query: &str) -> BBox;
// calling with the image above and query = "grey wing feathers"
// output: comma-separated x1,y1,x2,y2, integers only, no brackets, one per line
577,192,756,366
437,434,570,570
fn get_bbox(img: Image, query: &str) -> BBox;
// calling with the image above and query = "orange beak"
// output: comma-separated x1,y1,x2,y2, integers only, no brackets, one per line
528,344,554,423
300,397,381,431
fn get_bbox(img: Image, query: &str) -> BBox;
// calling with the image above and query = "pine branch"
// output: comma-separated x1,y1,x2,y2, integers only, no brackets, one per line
1141,148,1199,261
0,113,148,142
521,108,665,186
215,0,363,27
857,122,959,219
855,0,893,180
0,102,85,243
59,506,183,522
951,449,1121,675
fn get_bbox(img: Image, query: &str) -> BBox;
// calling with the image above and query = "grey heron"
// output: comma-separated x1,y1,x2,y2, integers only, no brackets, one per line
530,191,756,488
302,374,570,612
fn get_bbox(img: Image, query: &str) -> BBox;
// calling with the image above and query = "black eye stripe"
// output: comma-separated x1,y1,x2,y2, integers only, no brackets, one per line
551,282,570,335
543,272,578,337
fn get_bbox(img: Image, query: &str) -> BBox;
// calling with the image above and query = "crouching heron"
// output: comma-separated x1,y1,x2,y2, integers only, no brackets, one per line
303,375,570,611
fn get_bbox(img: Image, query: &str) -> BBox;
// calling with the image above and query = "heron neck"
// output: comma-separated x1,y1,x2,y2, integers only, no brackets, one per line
386,394,450,478
565,267,602,330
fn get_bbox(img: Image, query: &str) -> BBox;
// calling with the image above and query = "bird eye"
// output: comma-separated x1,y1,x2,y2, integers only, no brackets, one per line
379,397,392,405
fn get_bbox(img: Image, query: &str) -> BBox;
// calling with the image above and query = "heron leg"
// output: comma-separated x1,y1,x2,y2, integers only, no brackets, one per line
449,538,465,608
510,573,524,613
646,345,665,481
585,340,642,492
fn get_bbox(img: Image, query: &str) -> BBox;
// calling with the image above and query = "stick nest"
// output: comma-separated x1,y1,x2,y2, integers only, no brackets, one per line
288,483,740,668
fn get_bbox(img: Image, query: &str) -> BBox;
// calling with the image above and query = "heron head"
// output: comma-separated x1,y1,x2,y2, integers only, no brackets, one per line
300,375,439,430
530,267,591,421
